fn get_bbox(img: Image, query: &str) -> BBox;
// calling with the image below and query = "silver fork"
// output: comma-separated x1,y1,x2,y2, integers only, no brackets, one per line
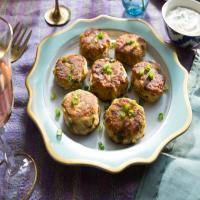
11,22,32,63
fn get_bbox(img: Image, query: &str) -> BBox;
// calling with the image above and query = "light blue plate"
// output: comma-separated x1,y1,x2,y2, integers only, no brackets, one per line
26,15,192,173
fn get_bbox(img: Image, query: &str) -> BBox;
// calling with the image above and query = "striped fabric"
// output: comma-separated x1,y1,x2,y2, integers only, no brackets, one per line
0,0,193,199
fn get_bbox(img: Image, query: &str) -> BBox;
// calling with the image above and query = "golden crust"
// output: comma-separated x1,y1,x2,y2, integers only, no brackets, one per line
115,33,146,66
132,61,165,103
104,98,145,144
90,58,128,101
80,28,111,62
53,54,88,90
62,89,100,135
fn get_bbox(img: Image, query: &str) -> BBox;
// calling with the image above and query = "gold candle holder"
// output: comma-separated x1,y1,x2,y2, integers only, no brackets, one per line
45,0,71,26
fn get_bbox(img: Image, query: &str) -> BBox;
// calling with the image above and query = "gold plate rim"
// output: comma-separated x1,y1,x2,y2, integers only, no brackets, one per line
25,15,192,173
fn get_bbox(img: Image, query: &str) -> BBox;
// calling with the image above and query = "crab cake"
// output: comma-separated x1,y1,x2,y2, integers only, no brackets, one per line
53,54,88,90
90,58,128,101
62,89,100,135
132,61,165,103
104,98,145,144
80,28,111,63
115,33,147,66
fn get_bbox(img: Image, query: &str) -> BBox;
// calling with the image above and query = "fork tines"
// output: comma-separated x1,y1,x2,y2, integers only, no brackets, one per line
11,22,32,62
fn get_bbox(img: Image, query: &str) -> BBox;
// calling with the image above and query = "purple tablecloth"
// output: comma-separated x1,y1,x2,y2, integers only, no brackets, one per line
0,0,194,199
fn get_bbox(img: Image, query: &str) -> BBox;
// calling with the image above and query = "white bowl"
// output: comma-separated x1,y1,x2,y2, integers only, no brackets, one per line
162,0,200,47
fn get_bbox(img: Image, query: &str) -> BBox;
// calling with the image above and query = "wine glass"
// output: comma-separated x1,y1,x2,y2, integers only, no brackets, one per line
122,0,149,17
0,17,37,199
44,0,71,26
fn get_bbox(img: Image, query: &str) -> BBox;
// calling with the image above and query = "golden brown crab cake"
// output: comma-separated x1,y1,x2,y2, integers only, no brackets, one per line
53,54,88,90
61,89,100,135
80,28,111,63
132,61,165,103
104,98,145,144
115,33,146,66
90,58,128,101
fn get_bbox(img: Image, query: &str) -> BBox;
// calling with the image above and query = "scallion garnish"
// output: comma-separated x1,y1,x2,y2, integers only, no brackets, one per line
62,57,68,63
56,129,63,141
98,123,104,132
103,63,112,75
158,112,164,121
138,98,145,106
67,74,72,82
50,92,56,100
70,64,75,71
98,142,105,150
96,32,104,40
71,93,80,106
139,68,144,76
109,40,116,49
128,109,135,118
126,40,135,45
120,111,126,119
123,104,130,113
164,85,169,92
148,71,154,80
55,108,61,119
145,64,151,72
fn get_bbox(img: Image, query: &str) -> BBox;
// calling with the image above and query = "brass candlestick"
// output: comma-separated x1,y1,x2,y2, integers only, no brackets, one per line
45,0,71,26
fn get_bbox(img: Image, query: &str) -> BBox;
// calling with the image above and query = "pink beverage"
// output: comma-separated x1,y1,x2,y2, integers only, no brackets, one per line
0,60,13,127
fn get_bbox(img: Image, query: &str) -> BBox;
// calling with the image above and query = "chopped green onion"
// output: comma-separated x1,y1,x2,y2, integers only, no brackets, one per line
70,64,75,71
158,112,164,121
109,40,116,49
67,120,73,128
50,92,56,100
62,57,68,63
139,68,144,76
128,109,135,118
125,40,135,45
55,108,61,119
148,71,154,80
120,111,126,119
145,64,151,72
96,32,104,40
56,129,63,140
67,74,72,82
98,142,104,150
164,85,169,92
98,123,104,132
71,93,80,106
123,104,130,113
103,63,112,75
138,98,145,106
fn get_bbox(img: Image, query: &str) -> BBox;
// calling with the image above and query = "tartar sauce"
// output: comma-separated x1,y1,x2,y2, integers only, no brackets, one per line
166,7,200,36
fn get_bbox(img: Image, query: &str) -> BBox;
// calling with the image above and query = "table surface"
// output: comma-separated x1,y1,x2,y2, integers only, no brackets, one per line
0,0,194,199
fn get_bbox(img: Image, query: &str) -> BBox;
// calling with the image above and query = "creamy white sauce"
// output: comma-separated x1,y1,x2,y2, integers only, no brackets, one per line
166,7,200,36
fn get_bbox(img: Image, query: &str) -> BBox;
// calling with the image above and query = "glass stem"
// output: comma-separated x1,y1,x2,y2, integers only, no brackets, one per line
0,127,16,174
53,0,61,19
141,0,145,11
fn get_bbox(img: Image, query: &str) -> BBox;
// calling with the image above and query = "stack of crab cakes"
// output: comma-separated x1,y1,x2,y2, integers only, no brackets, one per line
104,98,146,144
61,89,100,135
90,58,128,101
53,54,88,90
52,28,167,146
80,28,111,63
131,61,165,103
115,33,147,67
